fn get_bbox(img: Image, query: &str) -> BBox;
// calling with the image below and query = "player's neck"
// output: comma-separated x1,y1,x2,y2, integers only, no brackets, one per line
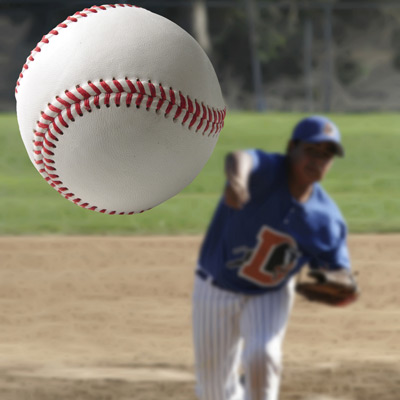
287,173,314,203
290,184,313,203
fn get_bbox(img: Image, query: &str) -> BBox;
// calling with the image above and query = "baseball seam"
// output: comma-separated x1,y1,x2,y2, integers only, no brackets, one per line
33,78,225,215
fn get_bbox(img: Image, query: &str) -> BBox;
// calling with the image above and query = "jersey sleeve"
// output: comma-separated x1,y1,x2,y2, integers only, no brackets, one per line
245,149,279,202
309,219,351,271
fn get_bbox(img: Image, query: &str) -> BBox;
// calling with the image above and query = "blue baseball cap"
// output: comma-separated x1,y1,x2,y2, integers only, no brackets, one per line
291,116,344,157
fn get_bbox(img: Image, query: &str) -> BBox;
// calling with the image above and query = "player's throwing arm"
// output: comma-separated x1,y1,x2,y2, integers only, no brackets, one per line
224,151,253,209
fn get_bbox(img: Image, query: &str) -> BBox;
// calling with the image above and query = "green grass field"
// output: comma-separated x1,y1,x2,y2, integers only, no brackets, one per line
1,112,400,234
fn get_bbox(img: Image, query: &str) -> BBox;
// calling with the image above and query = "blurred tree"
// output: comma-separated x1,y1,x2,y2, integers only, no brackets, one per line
2,0,400,111
208,1,305,94
192,0,212,55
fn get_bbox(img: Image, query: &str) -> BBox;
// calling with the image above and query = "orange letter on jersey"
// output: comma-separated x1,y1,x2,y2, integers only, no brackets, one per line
239,226,298,287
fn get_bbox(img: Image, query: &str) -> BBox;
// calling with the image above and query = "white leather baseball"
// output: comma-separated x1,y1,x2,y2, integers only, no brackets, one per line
15,4,226,214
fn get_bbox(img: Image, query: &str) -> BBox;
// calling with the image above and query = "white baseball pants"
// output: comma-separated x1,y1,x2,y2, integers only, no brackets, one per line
192,273,295,400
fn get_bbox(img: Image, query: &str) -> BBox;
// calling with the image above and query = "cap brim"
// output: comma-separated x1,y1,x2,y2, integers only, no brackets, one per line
301,136,345,157
333,142,345,157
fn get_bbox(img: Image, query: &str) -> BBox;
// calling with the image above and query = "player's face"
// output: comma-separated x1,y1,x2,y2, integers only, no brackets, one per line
289,141,336,184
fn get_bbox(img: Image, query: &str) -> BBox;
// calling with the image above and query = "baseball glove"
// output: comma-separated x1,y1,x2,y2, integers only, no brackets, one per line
296,269,359,307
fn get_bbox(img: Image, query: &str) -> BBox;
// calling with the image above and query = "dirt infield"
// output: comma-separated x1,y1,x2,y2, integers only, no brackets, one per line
0,235,399,400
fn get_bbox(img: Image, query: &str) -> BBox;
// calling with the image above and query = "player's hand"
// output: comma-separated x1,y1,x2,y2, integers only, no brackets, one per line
224,151,252,210
224,180,250,210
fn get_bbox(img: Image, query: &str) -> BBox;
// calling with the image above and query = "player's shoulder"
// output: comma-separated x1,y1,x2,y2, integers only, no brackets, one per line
307,184,347,240
246,149,285,172
312,184,343,218
312,183,342,217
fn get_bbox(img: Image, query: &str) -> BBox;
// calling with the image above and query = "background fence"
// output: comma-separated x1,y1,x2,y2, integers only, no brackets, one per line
1,0,400,112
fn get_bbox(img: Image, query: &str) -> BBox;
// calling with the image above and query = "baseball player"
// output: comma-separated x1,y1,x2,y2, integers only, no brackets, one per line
192,115,358,400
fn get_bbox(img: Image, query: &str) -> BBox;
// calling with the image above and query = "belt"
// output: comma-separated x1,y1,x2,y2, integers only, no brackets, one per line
196,269,225,290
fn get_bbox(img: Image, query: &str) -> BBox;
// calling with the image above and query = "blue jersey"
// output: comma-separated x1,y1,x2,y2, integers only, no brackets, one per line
198,150,350,295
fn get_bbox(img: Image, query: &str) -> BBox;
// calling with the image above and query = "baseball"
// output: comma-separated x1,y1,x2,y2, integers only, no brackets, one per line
15,4,226,215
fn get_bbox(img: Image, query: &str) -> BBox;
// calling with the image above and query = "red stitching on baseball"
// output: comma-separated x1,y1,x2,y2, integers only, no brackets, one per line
169,88,176,105
66,107,74,121
165,102,173,115
148,82,156,97
34,131,44,138
136,93,144,108
113,79,124,92
94,95,100,109
37,121,48,130
174,106,182,120
204,120,210,135
137,80,145,95
76,85,91,98
89,81,101,95
44,137,56,148
65,90,80,103
159,85,166,100
84,98,91,112
105,93,112,107
201,104,207,120
43,147,54,156
51,122,62,135
146,96,154,110
41,112,53,123
75,102,83,116
125,78,136,93
156,99,164,112
189,114,197,129
31,78,225,214
182,110,191,125
196,118,204,133
48,103,61,113
126,93,133,107
58,114,68,128
100,80,113,93
187,97,194,113
179,92,186,109
195,101,201,117
56,96,70,108
115,92,121,107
